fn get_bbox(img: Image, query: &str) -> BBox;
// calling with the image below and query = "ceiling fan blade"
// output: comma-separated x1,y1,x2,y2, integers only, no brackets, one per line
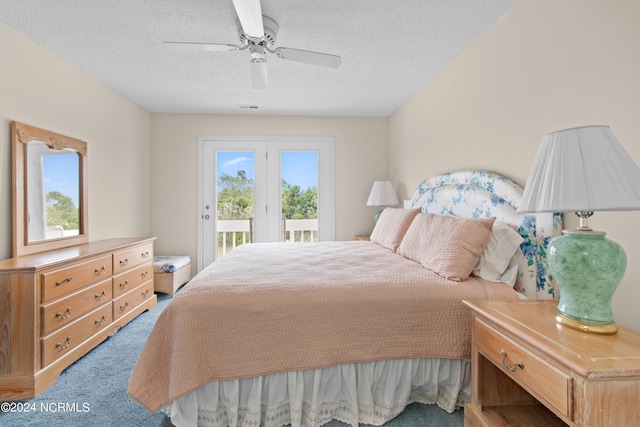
274,47,341,68
164,42,240,52
232,0,264,38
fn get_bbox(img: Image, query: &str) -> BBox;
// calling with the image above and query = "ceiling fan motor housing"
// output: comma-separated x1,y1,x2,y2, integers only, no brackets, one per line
238,15,279,48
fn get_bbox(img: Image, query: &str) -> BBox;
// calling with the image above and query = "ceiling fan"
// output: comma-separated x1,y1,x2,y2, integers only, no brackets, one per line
164,0,342,89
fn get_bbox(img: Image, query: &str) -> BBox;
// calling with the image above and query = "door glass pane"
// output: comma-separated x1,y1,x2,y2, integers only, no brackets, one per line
216,151,254,256
281,151,318,242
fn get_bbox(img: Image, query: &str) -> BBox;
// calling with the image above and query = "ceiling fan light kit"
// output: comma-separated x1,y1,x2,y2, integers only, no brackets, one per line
164,0,341,89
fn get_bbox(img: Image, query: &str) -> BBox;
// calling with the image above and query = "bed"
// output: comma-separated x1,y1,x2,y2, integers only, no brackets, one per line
128,170,561,427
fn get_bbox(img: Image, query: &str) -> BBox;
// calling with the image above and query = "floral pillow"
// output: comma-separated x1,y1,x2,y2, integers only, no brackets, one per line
370,208,421,252
398,213,495,281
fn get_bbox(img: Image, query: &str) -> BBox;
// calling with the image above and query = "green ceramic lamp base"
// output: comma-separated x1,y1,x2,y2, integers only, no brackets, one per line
373,208,384,223
548,230,626,335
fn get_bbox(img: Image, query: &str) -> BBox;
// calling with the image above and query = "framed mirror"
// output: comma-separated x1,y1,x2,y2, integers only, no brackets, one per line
12,121,88,257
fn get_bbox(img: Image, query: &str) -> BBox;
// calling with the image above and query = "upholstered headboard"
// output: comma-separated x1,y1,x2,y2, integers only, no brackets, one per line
406,170,561,300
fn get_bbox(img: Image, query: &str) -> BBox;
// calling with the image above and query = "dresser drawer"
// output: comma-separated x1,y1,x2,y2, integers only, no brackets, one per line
113,243,153,274
41,255,113,302
41,303,112,367
475,317,572,419
113,281,154,320
41,278,113,336
113,261,153,297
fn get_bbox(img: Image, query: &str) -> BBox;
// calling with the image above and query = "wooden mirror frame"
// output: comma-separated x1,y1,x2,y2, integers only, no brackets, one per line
12,121,88,257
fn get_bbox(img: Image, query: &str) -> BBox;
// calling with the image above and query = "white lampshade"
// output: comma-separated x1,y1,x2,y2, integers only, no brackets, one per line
520,125,640,213
366,181,399,207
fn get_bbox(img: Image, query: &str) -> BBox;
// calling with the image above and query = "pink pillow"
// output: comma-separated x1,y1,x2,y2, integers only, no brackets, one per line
370,208,421,252
397,213,496,281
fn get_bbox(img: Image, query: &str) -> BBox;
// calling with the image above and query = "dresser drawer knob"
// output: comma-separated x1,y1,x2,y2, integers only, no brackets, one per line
120,302,129,311
141,251,149,258
142,289,149,298
55,277,73,286
141,271,149,279
95,291,107,300
55,307,72,319
119,281,129,289
95,315,107,326
500,349,524,372
95,266,107,275
119,259,129,267
55,336,72,350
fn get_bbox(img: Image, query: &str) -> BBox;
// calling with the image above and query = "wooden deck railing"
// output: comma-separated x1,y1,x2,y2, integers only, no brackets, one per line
216,219,318,256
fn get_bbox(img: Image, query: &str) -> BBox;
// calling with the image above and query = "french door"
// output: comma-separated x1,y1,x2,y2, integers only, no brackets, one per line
197,136,335,271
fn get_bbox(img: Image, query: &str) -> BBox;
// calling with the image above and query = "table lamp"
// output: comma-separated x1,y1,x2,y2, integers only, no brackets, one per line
520,125,640,334
366,181,399,222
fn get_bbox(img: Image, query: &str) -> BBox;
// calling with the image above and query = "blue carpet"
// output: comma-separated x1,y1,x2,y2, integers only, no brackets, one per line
0,293,464,427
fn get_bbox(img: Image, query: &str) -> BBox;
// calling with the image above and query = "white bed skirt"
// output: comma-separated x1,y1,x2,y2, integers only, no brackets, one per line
168,358,471,427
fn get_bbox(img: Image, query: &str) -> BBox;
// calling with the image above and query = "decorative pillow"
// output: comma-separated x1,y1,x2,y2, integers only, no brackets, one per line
370,208,421,252
498,249,525,287
398,213,496,281
473,221,524,286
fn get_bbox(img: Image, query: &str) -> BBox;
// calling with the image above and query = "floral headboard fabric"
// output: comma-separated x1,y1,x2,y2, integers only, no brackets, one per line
406,170,561,300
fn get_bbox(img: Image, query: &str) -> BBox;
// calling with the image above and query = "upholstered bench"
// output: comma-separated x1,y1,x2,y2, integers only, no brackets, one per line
153,256,192,297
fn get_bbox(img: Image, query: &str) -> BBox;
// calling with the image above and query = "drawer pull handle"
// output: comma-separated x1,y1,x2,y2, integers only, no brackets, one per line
119,281,129,289
95,315,107,326
56,336,72,350
95,291,106,300
141,251,149,258
500,349,524,372
55,307,72,319
95,266,107,275
141,271,149,279
120,302,129,311
120,259,129,267
55,277,73,286
142,289,149,298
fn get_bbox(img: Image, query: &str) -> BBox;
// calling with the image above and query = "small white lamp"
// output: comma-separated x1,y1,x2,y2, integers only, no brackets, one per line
520,125,640,334
367,181,399,222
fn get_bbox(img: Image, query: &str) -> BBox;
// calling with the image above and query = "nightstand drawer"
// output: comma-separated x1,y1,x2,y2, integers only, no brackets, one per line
475,317,572,419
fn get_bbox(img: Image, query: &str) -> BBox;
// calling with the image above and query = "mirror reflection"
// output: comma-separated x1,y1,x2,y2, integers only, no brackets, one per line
27,141,81,242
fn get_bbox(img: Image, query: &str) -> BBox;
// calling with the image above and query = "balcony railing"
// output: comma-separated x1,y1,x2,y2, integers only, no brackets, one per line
216,219,319,256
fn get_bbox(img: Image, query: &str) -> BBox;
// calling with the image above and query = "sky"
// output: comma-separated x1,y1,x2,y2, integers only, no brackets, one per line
217,150,318,191
43,153,80,205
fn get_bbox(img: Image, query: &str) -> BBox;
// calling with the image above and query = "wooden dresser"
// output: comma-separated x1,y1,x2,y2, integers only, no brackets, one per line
0,237,157,400
464,299,640,426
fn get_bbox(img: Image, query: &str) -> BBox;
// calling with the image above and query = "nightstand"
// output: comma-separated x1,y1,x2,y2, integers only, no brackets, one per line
463,299,640,427
354,234,370,241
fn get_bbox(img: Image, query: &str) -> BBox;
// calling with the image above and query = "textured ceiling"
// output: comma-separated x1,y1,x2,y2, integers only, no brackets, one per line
0,0,517,116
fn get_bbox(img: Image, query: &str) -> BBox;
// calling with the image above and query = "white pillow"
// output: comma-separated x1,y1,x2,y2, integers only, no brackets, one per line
497,249,524,287
473,221,524,286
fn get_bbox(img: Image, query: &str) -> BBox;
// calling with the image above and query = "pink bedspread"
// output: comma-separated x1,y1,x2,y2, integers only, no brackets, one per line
128,241,518,412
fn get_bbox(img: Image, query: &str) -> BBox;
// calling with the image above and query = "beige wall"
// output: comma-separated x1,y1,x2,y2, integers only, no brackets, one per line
389,0,640,329
0,22,152,260
150,114,388,262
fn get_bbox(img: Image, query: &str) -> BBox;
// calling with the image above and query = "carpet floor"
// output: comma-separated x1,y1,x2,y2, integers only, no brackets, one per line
0,293,464,427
